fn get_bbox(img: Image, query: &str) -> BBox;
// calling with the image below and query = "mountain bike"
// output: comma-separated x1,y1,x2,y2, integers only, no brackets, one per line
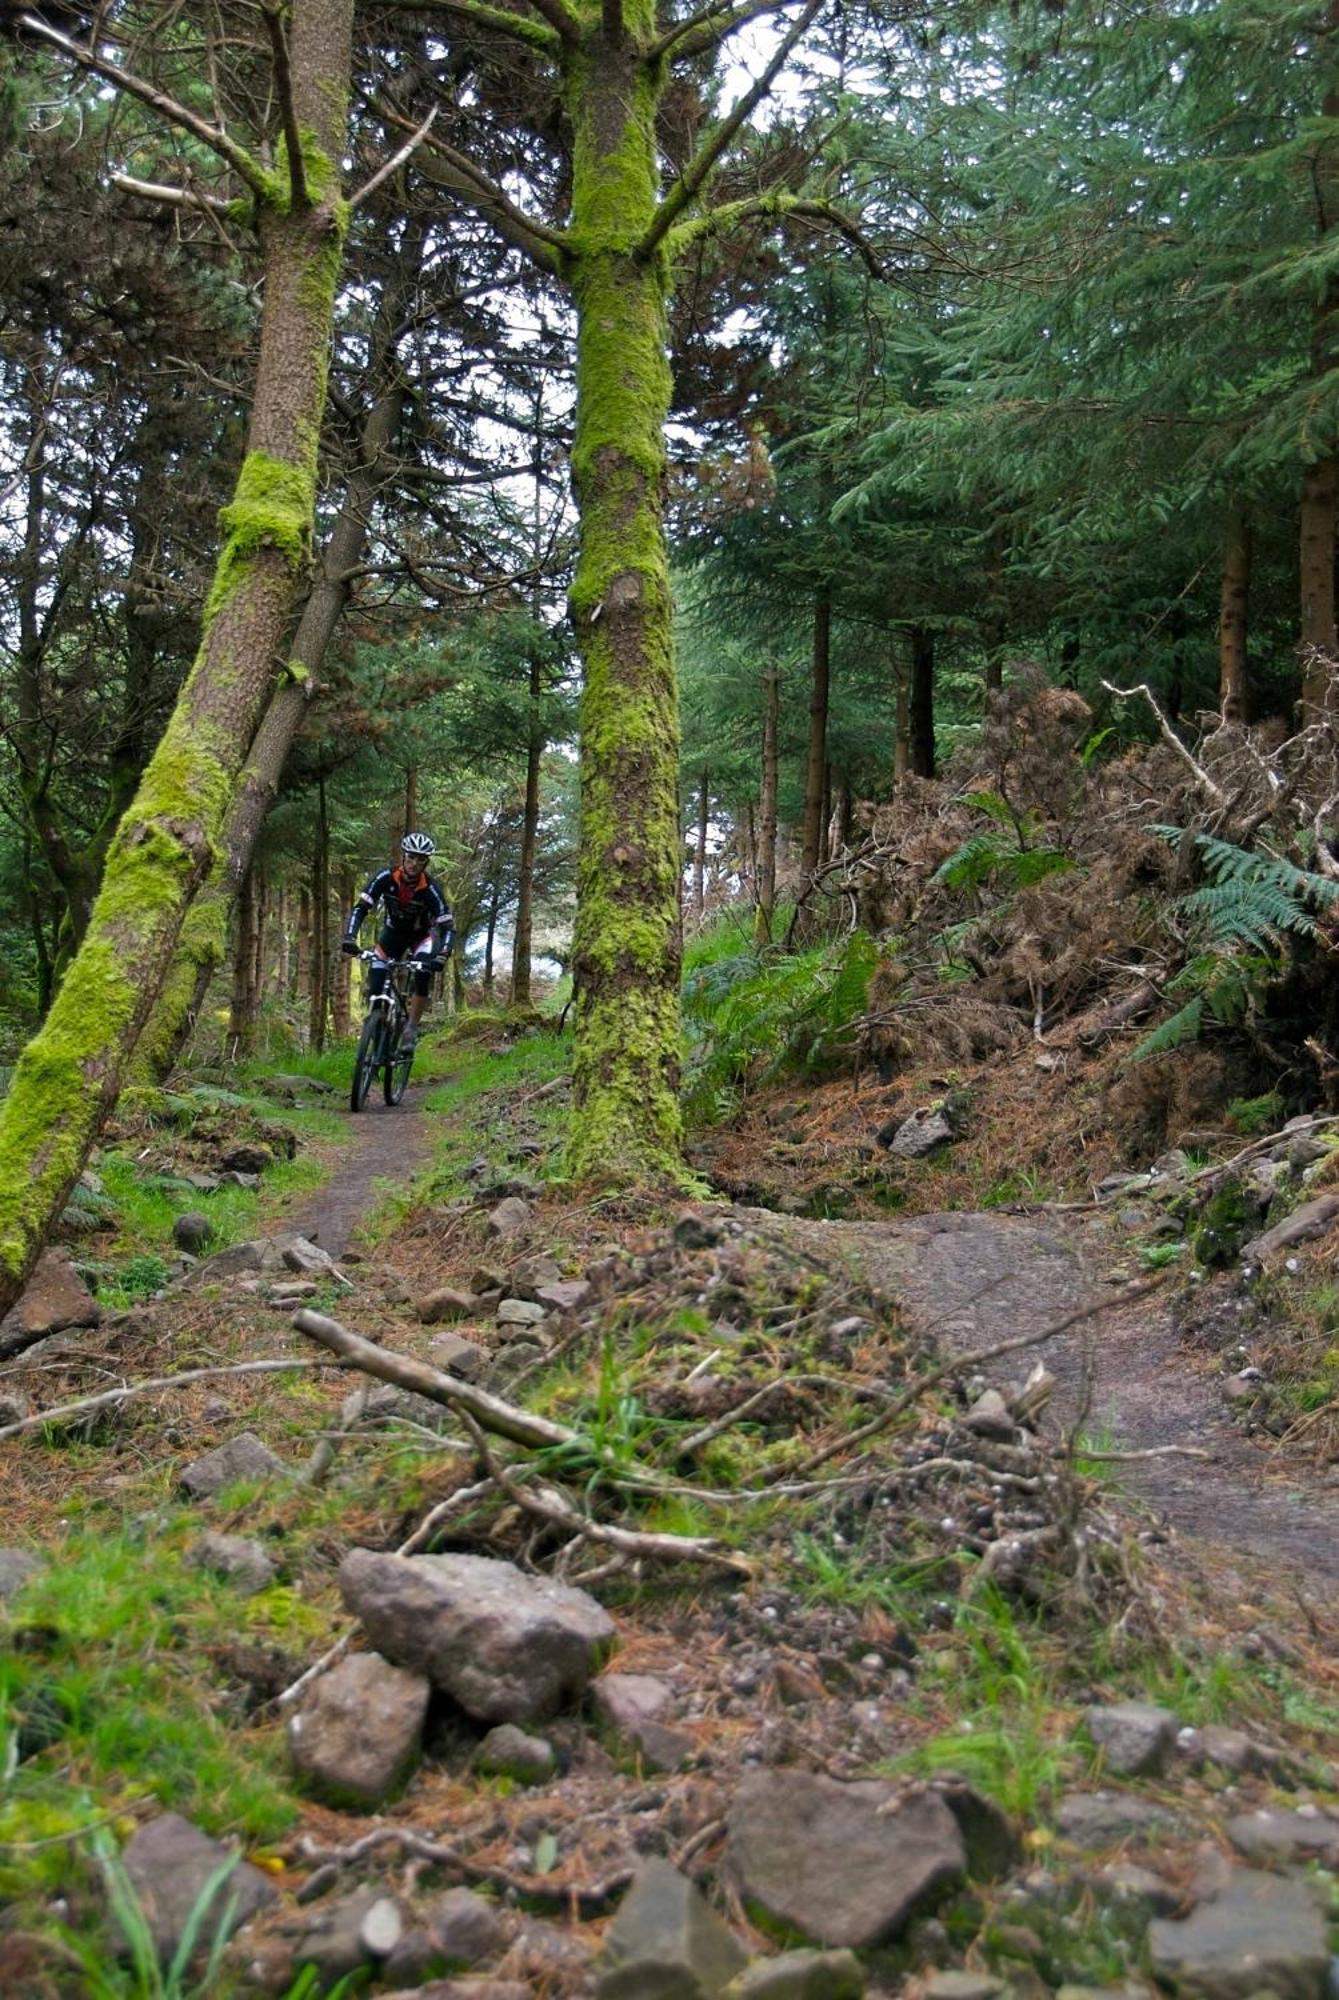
349,951,416,1112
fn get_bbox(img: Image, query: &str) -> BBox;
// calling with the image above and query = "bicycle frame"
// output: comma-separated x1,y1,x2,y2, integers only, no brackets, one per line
349,952,418,1111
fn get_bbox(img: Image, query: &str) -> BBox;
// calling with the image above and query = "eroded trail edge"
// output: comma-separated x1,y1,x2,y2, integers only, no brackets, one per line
751,1205,1339,1586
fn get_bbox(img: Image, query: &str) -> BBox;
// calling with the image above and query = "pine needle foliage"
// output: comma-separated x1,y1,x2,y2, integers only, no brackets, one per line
1131,828,1339,1061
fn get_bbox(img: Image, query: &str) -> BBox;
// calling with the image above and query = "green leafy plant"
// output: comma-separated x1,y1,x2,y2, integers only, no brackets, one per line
1132,827,1339,1063
934,791,1074,898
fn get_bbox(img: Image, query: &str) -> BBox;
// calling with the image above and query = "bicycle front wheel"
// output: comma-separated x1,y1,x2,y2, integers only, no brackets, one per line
350,1015,382,1112
383,1022,413,1105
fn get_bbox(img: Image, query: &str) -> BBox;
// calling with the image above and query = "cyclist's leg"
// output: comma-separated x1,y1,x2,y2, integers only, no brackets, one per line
403,934,434,1045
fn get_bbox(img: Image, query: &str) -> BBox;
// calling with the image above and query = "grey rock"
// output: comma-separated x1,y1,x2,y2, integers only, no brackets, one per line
289,1651,429,1809
486,1197,532,1238
120,1813,276,1964
0,1547,44,1600
1148,1868,1328,1999
172,1212,214,1255
190,1533,276,1597
724,1949,865,1998
295,1888,403,1981
1054,1791,1179,1846
1191,1725,1259,1775
418,1287,479,1325
1091,1862,1179,1915
427,1886,508,1967
380,1983,530,2000
339,1550,615,1723
963,1389,1017,1440
534,1279,594,1313
1242,1191,1339,1261
0,1249,101,1346
428,1332,486,1379
0,1391,31,1429
1225,1805,1339,1866
472,1723,557,1785
889,1108,955,1159
1286,1134,1329,1171
268,1280,318,1303
279,1234,333,1275
217,1170,261,1190
264,1072,334,1096
181,1239,281,1288
494,1338,547,1371
598,1857,747,1999
1085,1700,1178,1777
339,1383,448,1432
921,1978,1004,2000
184,1174,223,1194
177,1431,286,1499
496,1297,548,1326
673,1211,726,1250
933,1778,1019,1879
594,1673,694,1772
726,1770,964,1948
219,1143,274,1174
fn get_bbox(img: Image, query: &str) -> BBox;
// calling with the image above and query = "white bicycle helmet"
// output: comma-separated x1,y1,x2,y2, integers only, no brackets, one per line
401,831,435,857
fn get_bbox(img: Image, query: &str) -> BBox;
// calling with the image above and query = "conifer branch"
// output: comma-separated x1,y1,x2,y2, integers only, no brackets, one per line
386,0,573,52
668,192,883,275
639,0,824,260
349,106,439,210
262,2,308,209
110,172,233,214
383,106,568,272
649,0,795,65
10,12,272,200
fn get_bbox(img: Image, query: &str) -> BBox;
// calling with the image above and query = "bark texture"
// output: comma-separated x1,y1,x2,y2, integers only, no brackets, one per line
565,0,683,1183
0,0,355,1315
1219,496,1252,723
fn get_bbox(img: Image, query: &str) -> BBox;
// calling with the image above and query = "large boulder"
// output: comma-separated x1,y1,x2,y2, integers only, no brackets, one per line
1147,1868,1328,1999
597,1858,747,1999
288,1651,430,1809
119,1813,276,1964
726,1771,964,1948
339,1550,615,1724
0,1548,44,1601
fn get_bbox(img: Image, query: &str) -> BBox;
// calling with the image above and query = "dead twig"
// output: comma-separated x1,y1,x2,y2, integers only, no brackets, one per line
778,1275,1170,1482
295,1826,633,1915
0,1358,346,1442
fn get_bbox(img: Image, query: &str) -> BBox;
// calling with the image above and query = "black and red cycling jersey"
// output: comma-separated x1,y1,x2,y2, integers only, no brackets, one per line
344,865,454,956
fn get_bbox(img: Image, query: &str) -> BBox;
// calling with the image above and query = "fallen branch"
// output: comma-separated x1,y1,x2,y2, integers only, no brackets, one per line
1101,681,1228,804
293,1309,577,1452
779,1275,1170,1481
465,1416,752,1574
678,1371,894,1458
295,1825,633,1915
1070,1443,1212,1462
0,1358,345,1442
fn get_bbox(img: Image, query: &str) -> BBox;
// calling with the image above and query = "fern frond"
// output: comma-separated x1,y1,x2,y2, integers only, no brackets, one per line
1131,995,1205,1060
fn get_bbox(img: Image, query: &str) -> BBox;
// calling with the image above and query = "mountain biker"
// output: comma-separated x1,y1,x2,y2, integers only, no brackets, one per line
341,832,454,1051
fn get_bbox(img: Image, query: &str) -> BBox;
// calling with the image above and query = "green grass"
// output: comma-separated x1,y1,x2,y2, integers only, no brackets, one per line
0,1529,305,1851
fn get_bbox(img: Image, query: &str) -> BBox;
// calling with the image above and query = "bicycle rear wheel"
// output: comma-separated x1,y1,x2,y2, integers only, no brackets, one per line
383,1019,413,1105
350,1015,382,1112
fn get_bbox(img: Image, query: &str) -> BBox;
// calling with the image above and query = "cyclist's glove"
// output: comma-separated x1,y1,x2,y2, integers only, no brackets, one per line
340,938,359,956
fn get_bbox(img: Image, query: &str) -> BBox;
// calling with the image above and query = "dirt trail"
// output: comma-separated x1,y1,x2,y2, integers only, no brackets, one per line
275,1078,438,1259
753,1206,1339,1587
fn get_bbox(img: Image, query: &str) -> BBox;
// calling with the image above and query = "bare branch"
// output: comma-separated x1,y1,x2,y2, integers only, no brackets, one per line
639,0,825,261
11,13,271,199
293,1307,577,1450
669,193,883,276
649,0,794,65
385,107,568,274
380,0,572,52
1101,681,1229,804
262,3,307,209
349,106,439,210
110,172,233,214
0,1358,345,1439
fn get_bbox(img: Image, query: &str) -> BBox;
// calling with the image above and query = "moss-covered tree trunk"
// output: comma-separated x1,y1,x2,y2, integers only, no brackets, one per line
564,1,683,1183
132,297,409,1082
801,591,832,874
0,0,355,1318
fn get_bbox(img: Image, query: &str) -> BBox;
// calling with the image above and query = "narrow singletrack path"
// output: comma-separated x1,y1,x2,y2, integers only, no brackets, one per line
275,1076,439,1259
753,1206,1339,1587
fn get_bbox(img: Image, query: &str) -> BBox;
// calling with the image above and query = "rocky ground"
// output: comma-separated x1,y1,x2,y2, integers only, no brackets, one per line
0,1028,1336,1998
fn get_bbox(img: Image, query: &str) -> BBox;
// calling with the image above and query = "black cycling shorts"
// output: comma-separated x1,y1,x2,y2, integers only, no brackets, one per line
375,922,435,997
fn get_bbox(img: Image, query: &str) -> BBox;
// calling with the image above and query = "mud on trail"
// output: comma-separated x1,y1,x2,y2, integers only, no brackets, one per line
752,1205,1339,1589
